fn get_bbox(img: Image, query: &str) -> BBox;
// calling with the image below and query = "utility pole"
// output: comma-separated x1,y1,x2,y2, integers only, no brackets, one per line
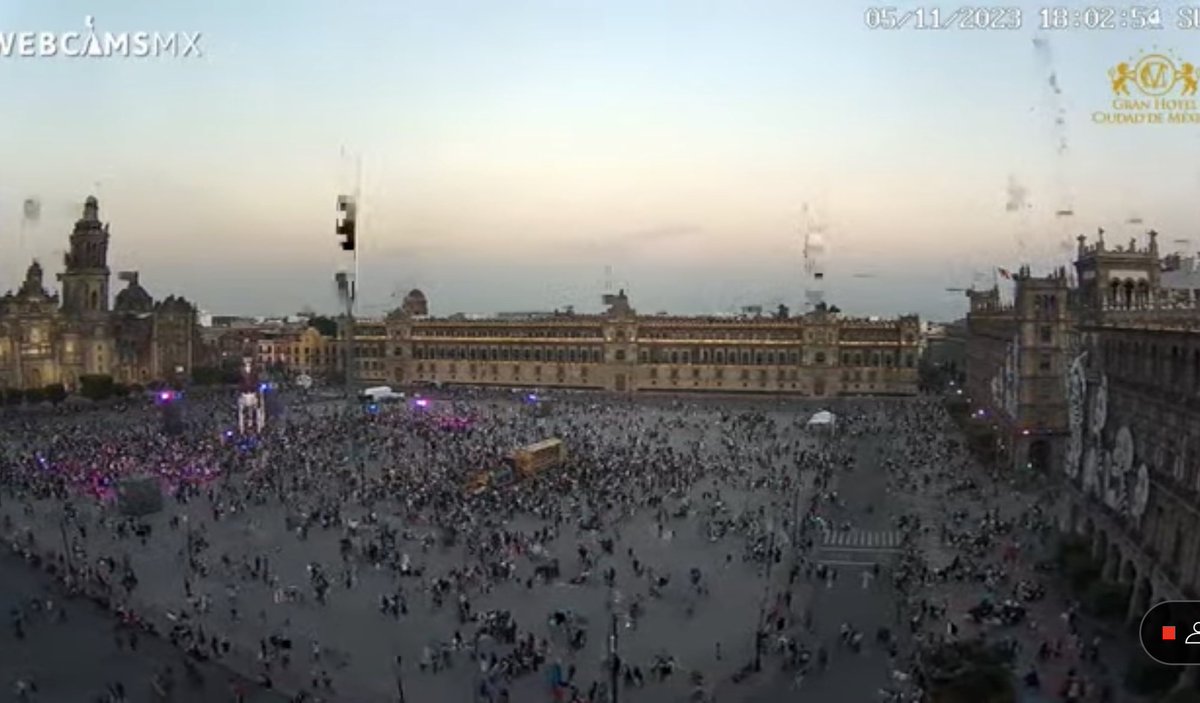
58,515,72,576
395,655,406,703
335,154,361,409
753,522,777,672
609,612,620,703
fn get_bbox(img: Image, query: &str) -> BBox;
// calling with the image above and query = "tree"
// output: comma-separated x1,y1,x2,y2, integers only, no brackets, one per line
43,383,67,404
79,374,115,401
22,387,46,404
1161,688,1200,703
309,315,338,337
1,388,20,405
920,640,1016,703
191,366,226,386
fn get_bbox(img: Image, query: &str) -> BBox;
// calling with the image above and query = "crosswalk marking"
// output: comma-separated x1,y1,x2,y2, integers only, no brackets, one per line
819,529,902,551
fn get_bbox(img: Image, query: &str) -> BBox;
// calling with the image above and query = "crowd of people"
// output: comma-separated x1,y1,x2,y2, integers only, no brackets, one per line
0,386,1130,702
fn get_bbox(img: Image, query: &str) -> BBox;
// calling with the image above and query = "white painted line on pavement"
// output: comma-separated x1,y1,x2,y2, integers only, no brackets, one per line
815,545,903,553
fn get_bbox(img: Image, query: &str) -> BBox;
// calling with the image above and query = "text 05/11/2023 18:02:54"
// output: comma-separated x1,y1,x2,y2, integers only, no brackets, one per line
863,6,1171,30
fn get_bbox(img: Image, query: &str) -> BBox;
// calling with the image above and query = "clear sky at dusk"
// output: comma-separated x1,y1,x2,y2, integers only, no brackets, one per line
0,1,1195,321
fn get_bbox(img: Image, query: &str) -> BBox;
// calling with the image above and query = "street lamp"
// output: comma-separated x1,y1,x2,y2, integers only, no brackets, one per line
609,613,620,703
753,526,777,672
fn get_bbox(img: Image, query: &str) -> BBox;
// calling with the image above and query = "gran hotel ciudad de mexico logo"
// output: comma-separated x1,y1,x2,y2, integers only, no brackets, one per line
1094,49,1199,125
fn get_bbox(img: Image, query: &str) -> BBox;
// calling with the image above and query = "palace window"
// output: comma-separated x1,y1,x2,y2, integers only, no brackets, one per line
615,350,626,361
815,352,826,364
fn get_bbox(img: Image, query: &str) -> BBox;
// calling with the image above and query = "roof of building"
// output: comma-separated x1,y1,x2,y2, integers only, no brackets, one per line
115,281,154,313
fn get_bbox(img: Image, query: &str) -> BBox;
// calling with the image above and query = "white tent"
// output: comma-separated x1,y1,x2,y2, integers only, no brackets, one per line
807,410,837,433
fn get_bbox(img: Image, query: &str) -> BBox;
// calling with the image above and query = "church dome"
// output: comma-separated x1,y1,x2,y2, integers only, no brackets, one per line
403,289,428,316
115,283,153,312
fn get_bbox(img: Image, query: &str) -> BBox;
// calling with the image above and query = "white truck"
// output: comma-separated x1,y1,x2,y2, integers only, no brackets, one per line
360,386,405,403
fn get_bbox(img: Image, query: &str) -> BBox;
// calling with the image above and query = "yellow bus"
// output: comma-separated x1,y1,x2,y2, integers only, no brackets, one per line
506,438,567,478
464,438,566,495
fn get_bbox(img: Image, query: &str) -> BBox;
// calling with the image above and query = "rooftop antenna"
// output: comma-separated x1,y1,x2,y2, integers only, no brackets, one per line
1126,215,1144,242
604,264,613,293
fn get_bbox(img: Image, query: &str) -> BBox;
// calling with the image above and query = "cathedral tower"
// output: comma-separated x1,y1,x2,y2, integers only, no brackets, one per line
59,195,111,315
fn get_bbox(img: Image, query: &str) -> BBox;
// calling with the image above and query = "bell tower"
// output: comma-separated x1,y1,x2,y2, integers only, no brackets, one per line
59,195,111,316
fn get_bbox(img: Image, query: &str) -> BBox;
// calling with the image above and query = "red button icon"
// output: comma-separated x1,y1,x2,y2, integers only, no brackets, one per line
1163,626,1177,641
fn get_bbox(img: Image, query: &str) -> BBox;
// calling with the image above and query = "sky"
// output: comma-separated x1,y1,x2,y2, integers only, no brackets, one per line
0,1,1197,321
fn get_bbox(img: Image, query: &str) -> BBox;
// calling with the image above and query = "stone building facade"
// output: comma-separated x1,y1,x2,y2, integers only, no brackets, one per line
1059,230,1200,647
0,197,199,390
370,289,920,396
965,228,1200,684
963,266,1075,472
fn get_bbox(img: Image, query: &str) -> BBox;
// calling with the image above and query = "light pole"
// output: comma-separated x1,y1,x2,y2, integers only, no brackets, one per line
394,655,406,703
609,612,620,703
58,514,72,576
753,522,777,672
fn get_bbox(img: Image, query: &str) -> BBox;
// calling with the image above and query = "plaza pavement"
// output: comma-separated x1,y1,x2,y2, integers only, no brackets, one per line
0,551,284,703
2,401,829,702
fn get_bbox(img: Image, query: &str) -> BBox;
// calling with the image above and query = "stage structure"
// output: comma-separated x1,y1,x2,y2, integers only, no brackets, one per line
117,476,163,517
156,388,185,435
237,356,266,434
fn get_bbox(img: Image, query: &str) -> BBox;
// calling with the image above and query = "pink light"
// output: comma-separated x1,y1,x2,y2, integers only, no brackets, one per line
415,399,429,408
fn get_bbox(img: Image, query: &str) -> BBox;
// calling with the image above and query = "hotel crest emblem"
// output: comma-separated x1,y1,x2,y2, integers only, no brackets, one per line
1096,50,1200,124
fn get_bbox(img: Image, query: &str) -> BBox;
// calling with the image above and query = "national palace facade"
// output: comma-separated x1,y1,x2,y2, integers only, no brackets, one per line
0,196,199,390
965,229,1200,683
352,289,921,396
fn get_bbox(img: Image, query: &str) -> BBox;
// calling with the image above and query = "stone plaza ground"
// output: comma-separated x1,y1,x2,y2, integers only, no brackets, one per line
0,393,1146,702
1,396,841,701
